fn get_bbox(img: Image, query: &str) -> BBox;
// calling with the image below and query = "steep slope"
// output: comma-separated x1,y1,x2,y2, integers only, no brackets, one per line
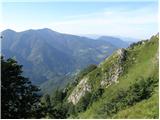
1,28,121,92
67,34,159,118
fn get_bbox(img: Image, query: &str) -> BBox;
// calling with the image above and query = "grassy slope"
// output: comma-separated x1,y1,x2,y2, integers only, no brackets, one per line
77,35,158,118
112,90,158,119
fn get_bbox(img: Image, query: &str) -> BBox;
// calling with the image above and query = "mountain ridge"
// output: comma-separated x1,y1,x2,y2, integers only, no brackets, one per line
1,28,129,93
65,34,158,118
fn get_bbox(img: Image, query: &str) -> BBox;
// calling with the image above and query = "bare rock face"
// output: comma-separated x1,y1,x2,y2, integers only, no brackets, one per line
68,77,91,105
100,48,126,87
100,64,122,87
117,48,127,62
68,48,127,104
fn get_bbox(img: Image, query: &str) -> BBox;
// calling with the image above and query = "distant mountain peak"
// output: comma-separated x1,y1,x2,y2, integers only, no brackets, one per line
20,28,52,32
38,28,60,34
39,28,53,31
2,29,16,33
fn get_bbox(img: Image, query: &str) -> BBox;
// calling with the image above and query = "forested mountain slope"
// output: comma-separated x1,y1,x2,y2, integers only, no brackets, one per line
2,28,126,92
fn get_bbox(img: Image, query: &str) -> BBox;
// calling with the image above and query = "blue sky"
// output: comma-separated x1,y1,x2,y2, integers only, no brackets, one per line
1,0,158,39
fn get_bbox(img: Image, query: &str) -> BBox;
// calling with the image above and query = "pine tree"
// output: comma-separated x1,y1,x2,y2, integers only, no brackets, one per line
1,56,43,118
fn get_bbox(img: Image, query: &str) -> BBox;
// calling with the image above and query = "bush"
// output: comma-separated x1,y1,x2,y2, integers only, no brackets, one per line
90,88,104,104
76,92,92,112
101,77,157,117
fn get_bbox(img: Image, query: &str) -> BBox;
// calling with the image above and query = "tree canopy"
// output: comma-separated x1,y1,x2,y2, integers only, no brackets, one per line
1,56,44,118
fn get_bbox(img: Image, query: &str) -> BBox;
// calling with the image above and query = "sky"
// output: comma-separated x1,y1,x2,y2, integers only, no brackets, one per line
1,0,159,39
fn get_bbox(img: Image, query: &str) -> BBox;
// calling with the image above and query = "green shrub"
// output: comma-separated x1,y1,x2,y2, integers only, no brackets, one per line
100,77,157,117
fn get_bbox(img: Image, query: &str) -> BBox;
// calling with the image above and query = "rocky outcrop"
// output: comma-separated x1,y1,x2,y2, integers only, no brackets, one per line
68,77,91,105
68,48,127,104
100,49,126,87
117,48,127,62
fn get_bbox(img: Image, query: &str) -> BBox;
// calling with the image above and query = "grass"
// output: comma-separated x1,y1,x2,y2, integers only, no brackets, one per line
112,89,159,119
76,35,158,119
